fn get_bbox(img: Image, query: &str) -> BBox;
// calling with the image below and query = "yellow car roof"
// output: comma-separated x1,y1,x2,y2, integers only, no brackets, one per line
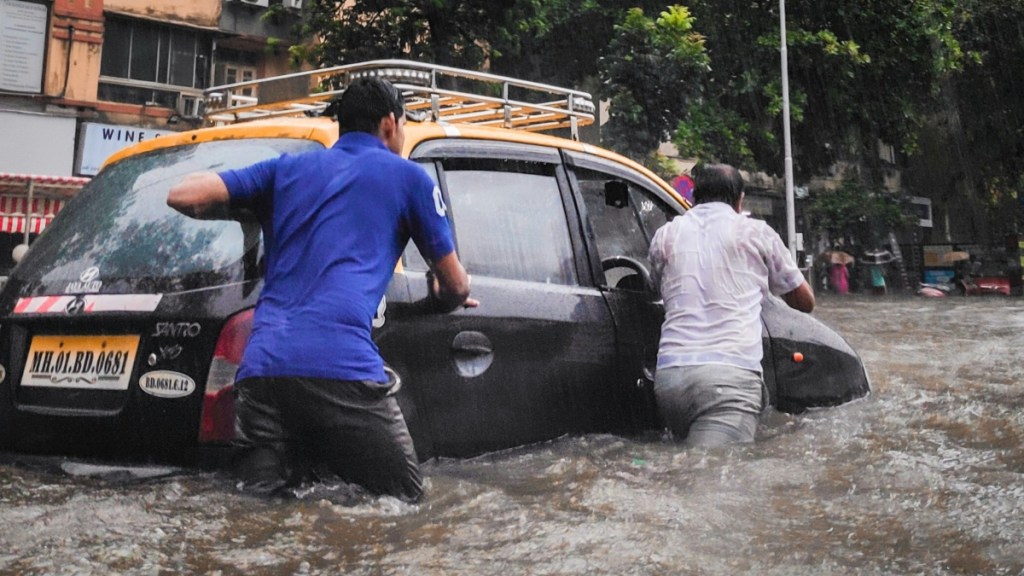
102,117,682,207
105,60,684,206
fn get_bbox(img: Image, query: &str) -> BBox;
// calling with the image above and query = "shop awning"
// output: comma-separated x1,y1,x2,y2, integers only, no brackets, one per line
0,173,89,236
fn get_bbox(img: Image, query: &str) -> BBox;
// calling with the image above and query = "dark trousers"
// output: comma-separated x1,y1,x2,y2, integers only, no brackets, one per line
233,376,423,502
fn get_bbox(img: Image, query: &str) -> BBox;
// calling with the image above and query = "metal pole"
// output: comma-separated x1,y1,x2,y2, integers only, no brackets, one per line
24,180,34,246
780,0,797,261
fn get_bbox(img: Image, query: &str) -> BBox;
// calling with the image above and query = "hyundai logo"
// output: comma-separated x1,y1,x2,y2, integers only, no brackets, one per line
65,296,86,315
80,266,100,283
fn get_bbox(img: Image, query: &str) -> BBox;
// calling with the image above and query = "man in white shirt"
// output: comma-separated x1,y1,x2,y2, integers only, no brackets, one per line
648,163,815,447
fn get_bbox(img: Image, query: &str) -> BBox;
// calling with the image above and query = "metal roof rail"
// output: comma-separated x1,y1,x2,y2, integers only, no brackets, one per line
202,59,596,141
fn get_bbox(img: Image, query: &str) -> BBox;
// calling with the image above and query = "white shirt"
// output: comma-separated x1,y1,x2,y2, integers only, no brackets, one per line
648,202,805,372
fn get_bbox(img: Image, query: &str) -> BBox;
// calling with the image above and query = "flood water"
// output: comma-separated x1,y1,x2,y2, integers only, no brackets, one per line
1,295,1023,575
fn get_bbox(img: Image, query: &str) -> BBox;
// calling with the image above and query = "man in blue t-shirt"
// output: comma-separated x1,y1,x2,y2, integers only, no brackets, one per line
168,77,476,501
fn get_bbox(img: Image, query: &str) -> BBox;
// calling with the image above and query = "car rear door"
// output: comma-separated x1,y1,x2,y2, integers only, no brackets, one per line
379,139,623,459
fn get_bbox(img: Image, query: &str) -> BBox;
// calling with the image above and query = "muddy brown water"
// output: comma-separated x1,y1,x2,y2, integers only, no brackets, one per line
1,294,1022,575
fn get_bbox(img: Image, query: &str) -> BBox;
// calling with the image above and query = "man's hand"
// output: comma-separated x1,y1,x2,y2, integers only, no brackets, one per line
168,172,231,219
427,252,477,312
429,272,479,309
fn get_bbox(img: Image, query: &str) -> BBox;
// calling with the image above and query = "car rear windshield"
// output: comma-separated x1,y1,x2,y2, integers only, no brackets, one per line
16,138,322,294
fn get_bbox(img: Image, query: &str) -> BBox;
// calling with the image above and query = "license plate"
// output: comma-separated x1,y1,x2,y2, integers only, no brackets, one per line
21,335,140,390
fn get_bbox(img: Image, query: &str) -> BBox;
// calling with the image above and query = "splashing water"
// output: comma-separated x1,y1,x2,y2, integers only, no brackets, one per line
1,295,1022,575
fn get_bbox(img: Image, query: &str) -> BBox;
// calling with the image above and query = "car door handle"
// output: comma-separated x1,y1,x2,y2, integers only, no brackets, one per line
637,365,655,388
451,331,494,377
452,343,492,355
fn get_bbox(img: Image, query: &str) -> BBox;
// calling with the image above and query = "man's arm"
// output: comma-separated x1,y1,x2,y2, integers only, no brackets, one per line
648,229,668,300
782,281,815,313
428,251,479,311
167,172,231,219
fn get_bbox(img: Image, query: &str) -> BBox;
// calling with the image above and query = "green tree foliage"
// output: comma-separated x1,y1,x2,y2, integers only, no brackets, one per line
941,0,1024,241
674,0,965,183
299,1,1020,240
300,1,970,182
599,7,710,162
304,0,512,68
806,170,912,248
302,0,634,93
485,0,613,88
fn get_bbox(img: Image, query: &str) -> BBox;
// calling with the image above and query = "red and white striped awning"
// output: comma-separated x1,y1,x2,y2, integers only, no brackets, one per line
0,172,89,235
0,213,59,234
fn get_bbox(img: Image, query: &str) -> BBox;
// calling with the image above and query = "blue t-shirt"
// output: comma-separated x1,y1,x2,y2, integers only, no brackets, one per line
219,131,455,383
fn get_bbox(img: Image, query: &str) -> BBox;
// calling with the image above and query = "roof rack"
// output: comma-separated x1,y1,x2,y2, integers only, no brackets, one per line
202,59,596,141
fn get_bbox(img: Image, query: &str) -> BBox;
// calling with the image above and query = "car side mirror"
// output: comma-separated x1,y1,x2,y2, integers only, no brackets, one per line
604,180,628,208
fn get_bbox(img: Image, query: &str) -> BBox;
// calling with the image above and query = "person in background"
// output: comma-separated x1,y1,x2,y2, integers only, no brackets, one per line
869,262,887,295
648,163,815,447
830,260,850,295
969,255,982,277
167,77,477,502
848,259,860,293
954,254,982,295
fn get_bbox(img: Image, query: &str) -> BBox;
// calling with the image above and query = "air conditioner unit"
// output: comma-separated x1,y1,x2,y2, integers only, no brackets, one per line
177,94,204,119
237,0,270,7
285,0,303,9
910,196,933,228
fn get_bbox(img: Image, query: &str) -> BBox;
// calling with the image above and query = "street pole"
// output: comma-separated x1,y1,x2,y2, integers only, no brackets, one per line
780,0,797,262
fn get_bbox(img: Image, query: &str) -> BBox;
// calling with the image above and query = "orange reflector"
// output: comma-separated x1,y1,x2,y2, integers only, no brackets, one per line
792,352,804,363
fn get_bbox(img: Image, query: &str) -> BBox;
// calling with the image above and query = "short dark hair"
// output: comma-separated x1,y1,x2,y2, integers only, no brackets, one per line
336,77,406,135
692,163,744,206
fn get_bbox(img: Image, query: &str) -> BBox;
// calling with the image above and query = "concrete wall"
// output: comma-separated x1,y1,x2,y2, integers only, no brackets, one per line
43,0,224,107
0,111,78,176
104,0,221,28
1,0,312,175
46,0,105,102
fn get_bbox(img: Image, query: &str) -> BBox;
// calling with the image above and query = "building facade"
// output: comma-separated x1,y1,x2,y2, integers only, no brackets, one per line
0,0,307,272
0,0,307,178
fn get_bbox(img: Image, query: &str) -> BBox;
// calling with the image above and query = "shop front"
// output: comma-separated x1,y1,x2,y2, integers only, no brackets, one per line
0,172,89,279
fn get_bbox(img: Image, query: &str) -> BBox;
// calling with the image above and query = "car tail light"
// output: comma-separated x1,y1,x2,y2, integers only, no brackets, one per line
199,309,253,443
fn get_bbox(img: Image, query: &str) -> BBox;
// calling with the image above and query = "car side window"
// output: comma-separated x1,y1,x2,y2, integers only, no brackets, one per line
577,168,648,264
575,167,676,289
443,158,577,285
402,161,440,272
631,186,674,242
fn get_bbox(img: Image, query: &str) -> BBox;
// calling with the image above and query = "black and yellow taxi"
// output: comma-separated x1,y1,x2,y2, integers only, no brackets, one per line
0,61,869,464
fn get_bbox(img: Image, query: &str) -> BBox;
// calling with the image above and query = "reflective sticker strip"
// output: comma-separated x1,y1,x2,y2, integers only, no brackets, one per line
14,294,163,314
442,125,462,137
14,296,68,314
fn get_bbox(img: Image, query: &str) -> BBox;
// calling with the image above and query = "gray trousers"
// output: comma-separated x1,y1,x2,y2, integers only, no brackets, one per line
654,364,765,447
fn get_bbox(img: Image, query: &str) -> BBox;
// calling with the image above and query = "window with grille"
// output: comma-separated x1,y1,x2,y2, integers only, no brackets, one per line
224,65,258,98
98,17,212,108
